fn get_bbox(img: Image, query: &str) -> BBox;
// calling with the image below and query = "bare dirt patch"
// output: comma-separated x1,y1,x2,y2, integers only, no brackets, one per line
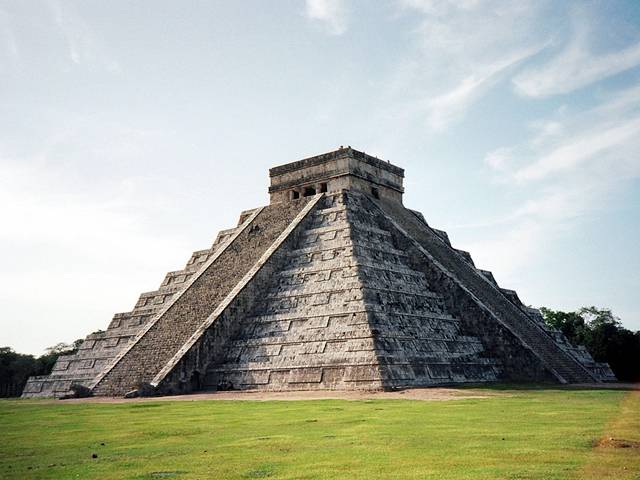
50,387,501,404
577,389,640,479
596,437,640,449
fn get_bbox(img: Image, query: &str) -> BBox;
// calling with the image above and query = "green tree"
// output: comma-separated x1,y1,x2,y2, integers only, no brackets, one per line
540,307,640,381
0,347,37,394
539,307,588,344
0,339,84,396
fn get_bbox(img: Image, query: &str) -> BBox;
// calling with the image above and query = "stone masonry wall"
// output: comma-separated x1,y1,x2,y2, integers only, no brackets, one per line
345,193,554,383
408,223,615,382
157,195,324,393
204,193,385,391
201,192,501,391
347,192,501,388
375,197,594,383
91,199,311,396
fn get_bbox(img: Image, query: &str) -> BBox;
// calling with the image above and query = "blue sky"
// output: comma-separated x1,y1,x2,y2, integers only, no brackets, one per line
1,0,639,355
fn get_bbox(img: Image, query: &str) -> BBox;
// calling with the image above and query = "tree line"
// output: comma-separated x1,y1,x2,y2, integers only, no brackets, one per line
540,306,640,382
0,340,82,397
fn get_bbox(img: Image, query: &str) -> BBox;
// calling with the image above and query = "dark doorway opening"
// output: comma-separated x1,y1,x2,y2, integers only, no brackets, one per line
320,182,328,193
292,191,300,199
303,186,316,197
371,187,380,199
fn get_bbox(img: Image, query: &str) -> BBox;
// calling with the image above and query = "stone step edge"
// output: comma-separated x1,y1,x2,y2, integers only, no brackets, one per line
373,197,596,384
150,194,325,388
228,335,485,348
246,309,458,323
207,360,500,374
279,260,427,278
89,204,267,391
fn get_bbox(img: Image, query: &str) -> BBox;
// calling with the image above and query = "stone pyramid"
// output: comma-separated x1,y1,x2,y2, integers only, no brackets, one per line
22,148,615,398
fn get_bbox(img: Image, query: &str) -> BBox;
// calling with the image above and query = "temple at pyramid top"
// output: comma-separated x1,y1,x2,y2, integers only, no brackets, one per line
269,147,405,204
22,147,616,399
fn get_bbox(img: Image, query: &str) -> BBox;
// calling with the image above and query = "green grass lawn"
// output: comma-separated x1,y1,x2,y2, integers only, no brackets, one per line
1,387,638,480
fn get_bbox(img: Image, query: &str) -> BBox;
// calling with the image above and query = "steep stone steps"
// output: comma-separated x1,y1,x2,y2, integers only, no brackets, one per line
22,207,263,398
90,198,316,395
374,197,595,384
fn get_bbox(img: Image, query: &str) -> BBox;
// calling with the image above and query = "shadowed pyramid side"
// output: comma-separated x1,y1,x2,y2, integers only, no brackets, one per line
372,195,596,384
347,192,503,388
91,197,320,396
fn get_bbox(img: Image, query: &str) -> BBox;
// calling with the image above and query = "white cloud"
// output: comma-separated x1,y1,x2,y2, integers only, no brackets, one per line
515,116,640,181
464,219,543,280
466,83,640,284
387,0,550,131
460,177,610,283
591,84,640,118
0,7,20,69
528,119,564,147
484,147,512,171
399,0,483,15
388,1,640,137
46,0,121,72
424,46,543,130
481,82,640,184
513,12,640,98
305,0,348,35
0,156,191,354
450,181,601,280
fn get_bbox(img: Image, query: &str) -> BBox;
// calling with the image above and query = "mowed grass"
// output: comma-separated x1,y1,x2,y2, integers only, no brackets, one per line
1,387,639,480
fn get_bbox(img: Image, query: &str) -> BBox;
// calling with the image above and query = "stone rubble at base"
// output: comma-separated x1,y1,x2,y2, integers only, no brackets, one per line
22,147,616,398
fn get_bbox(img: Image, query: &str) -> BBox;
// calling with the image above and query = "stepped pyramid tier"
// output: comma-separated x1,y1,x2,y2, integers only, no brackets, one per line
22,147,615,398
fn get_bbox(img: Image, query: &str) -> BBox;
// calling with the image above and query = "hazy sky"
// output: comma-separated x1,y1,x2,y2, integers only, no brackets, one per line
2,0,639,355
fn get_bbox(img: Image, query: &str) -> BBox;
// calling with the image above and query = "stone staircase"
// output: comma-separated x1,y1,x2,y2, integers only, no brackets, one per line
91,199,313,396
422,226,614,382
375,198,595,384
22,209,261,398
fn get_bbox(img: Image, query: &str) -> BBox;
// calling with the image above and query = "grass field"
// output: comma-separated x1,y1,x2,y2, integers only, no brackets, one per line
1,387,638,479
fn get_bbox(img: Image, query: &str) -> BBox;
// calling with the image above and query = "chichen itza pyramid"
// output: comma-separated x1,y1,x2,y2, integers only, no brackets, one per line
22,147,615,398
